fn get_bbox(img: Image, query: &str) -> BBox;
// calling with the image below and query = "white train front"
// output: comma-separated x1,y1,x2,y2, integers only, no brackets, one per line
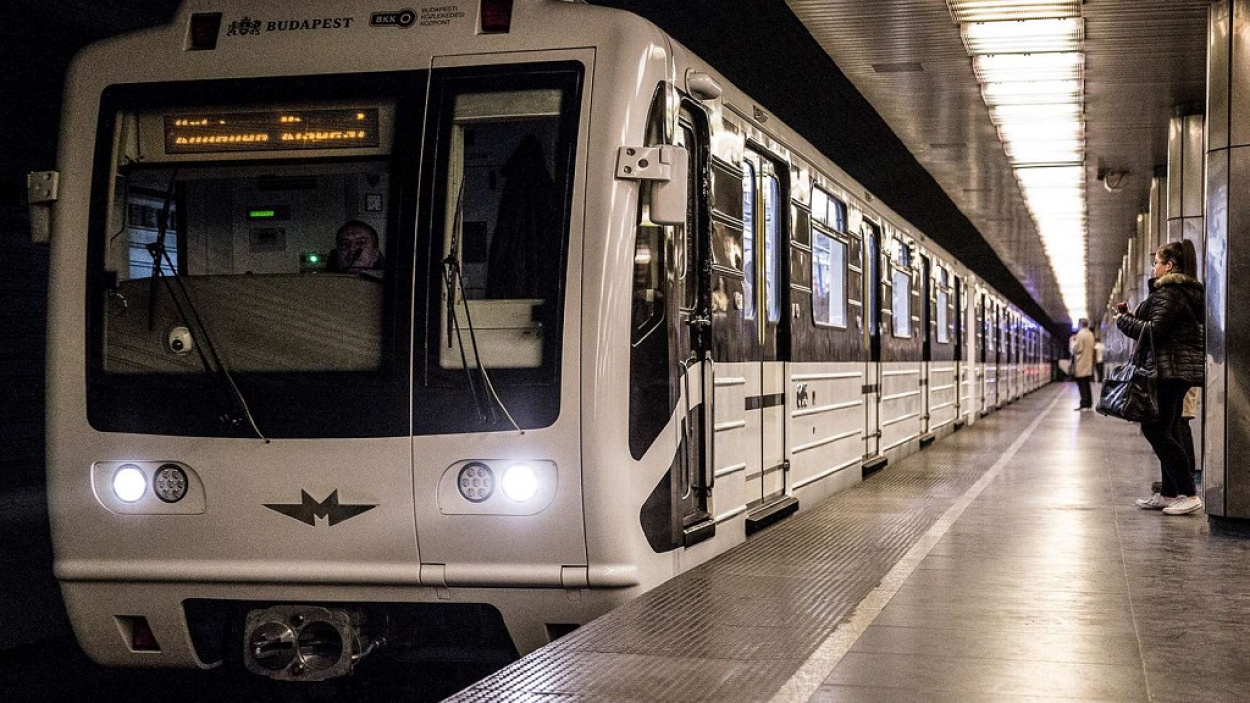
41,0,1052,681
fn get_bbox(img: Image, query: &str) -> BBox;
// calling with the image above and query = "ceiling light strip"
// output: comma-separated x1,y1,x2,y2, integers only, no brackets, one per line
949,0,1088,322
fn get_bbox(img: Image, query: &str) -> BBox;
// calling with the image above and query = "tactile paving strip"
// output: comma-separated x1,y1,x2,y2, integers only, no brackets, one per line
448,388,1064,702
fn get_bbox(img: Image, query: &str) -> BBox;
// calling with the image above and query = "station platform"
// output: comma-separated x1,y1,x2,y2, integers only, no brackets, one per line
448,383,1250,702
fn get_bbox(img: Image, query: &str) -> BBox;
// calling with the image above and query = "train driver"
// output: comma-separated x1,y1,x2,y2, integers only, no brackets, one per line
327,220,385,274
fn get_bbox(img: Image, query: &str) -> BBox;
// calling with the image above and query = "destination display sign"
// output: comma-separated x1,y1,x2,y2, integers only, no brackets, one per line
164,108,380,154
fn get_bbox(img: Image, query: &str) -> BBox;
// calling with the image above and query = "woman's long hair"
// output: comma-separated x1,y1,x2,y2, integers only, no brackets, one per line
1157,239,1199,279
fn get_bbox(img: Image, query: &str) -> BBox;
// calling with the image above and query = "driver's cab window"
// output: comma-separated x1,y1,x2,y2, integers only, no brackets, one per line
440,89,564,370
100,104,396,376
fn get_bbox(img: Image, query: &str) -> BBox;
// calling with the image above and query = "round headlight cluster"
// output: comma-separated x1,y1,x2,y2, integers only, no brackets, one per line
112,465,147,503
153,464,189,503
457,462,494,503
501,463,538,503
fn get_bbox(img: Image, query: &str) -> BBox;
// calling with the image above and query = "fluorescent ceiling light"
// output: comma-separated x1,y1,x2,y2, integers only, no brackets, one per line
949,0,1080,23
990,103,1082,123
973,52,1084,82
1015,165,1084,188
1003,144,1083,165
982,79,1081,104
998,121,1084,143
962,18,1083,54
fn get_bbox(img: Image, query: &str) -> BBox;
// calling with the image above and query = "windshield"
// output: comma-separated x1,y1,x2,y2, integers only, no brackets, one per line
86,67,581,439
105,161,390,375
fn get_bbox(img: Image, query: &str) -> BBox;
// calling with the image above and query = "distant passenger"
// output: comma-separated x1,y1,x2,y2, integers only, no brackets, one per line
1118,239,1205,516
1070,318,1095,411
327,220,385,274
1094,335,1106,382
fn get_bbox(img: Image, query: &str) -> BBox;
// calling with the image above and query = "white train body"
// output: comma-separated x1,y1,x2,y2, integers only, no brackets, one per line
43,0,1051,679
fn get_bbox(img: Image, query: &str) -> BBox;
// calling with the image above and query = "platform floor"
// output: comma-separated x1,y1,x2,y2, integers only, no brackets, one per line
448,383,1250,702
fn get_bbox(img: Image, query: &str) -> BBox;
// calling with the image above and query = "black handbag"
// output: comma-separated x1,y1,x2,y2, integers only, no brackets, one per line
1096,322,1158,424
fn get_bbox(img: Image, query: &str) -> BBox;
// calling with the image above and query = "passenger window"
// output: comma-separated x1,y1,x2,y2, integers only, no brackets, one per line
892,267,911,338
764,174,781,324
936,288,950,343
811,186,847,232
829,197,847,232
812,230,847,327
439,88,565,369
742,160,756,320
811,188,827,227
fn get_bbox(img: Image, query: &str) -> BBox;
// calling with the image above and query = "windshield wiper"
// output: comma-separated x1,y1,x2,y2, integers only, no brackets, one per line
143,172,268,442
442,179,522,433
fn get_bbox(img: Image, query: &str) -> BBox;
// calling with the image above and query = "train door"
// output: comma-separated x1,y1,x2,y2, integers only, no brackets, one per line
862,218,884,465
992,303,1002,408
920,253,932,439
954,275,964,423
672,109,714,542
977,292,988,415
742,148,789,513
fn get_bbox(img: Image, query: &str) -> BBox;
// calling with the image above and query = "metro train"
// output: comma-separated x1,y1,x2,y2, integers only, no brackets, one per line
37,0,1053,681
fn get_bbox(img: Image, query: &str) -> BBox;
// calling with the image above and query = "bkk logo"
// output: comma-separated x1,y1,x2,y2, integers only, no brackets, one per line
370,9,418,28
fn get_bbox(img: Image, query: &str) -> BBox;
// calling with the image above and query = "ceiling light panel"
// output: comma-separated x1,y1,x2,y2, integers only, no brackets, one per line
948,0,1080,23
961,18,1083,55
982,79,1082,105
990,103,1082,123
973,52,1084,83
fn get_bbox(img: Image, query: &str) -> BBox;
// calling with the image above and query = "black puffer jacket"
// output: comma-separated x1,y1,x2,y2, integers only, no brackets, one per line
1116,273,1204,384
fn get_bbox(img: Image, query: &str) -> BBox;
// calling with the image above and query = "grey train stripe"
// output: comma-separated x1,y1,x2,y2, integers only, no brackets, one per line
745,393,785,411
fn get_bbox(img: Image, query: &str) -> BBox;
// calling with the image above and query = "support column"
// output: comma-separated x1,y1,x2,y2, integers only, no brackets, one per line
1168,107,1206,273
1204,0,1250,520
1134,212,1150,306
1168,106,1206,480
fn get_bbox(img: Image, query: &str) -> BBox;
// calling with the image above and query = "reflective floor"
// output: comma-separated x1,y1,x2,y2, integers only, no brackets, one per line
451,384,1250,703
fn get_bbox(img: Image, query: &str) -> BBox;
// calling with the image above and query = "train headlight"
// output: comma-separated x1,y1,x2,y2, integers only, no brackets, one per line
153,464,189,503
112,465,147,503
456,462,495,503
501,463,539,503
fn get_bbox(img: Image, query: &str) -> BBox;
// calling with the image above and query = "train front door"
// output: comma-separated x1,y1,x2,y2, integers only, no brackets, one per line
672,110,714,545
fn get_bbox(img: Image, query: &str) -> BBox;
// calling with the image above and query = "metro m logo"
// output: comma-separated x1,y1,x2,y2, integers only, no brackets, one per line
264,490,376,526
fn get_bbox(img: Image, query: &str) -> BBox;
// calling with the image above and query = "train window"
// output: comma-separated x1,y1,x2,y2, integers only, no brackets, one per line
124,196,178,278
438,87,565,370
764,174,781,323
810,187,847,232
812,231,847,327
936,288,950,343
676,119,699,311
830,197,847,232
742,161,756,320
891,268,911,337
100,135,395,376
812,187,827,225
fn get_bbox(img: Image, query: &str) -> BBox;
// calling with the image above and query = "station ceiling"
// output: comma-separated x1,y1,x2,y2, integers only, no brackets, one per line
597,0,1212,330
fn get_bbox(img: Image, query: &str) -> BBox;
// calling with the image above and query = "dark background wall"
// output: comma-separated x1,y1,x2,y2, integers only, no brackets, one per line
0,2,180,490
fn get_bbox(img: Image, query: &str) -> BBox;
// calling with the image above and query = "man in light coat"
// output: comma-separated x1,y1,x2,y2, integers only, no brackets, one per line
1071,318,1096,411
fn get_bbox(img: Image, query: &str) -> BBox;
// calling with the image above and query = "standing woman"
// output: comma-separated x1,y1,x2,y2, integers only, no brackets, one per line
1116,240,1205,515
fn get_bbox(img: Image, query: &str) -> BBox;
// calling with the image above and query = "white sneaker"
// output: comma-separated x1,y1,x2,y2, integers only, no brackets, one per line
1162,495,1204,515
1135,493,1177,510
